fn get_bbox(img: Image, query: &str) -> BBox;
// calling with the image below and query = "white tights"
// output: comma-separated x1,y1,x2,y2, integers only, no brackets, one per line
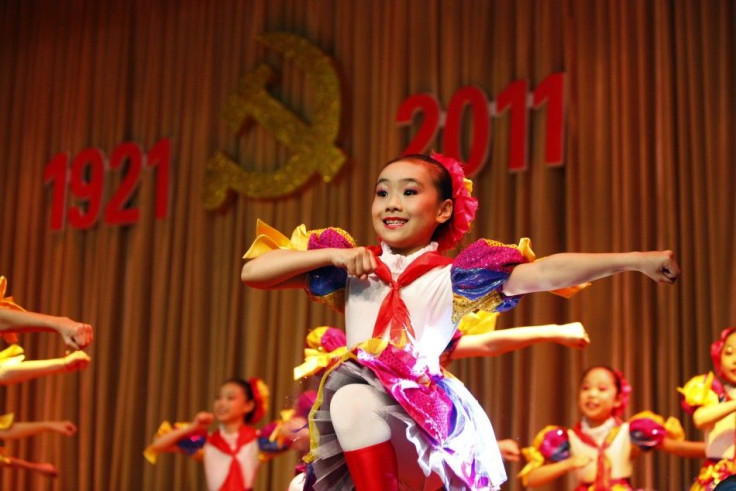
329,383,393,451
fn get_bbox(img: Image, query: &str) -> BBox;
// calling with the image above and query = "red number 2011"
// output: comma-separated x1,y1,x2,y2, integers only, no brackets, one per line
396,73,565,176
43,138,171,230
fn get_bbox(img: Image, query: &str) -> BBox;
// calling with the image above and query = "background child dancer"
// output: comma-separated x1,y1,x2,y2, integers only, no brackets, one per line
241,153,680,490
679,327,736,488
144,377,269,491
520,365,704,488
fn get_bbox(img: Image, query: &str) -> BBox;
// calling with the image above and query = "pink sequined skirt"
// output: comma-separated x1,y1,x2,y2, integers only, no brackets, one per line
308,344,506,490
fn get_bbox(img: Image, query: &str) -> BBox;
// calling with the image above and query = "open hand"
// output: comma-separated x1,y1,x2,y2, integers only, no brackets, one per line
332,247,377,280
554,322,590,350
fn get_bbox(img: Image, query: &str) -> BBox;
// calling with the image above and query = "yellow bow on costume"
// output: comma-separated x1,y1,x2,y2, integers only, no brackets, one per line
243,219,310,259
0,276,25,344
678,372,720,408
517,238,591,298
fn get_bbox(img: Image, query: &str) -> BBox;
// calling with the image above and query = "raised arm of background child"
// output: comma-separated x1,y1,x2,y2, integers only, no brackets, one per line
524,454,593,487
656,437,706,458
451,322,590,360
1,456,58,477
0,420,77,440
692,400,736,429
0,309,93,350
0,351,90,385
147,412,213,454
502,251,680,296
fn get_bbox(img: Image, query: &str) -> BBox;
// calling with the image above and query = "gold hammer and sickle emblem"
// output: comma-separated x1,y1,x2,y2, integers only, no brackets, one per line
203,32,345,206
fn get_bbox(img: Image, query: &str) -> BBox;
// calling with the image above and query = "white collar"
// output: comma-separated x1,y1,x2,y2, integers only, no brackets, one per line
379,241,439,273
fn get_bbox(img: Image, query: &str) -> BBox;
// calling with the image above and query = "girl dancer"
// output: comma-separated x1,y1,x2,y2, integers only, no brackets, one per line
144,377,269,491
241,153,680,490
680,327,736,488
521,366,703,488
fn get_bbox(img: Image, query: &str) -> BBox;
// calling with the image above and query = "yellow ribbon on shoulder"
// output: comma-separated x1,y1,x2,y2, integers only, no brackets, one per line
0,413,14,430
243,219,310,260
678,372,720,408
517,238,592,298
0,276,25,344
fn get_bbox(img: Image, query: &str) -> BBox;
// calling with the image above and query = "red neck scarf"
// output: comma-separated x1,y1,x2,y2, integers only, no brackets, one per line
572,419,622,491
368,245,452,344
207,425,258,491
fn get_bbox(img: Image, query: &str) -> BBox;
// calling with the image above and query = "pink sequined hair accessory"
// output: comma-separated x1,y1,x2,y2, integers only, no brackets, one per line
429,152,479,251
612,369,631,418
711,327,736,379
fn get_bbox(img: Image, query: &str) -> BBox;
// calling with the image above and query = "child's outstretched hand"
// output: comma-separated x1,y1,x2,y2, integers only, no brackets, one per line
553,322,590,350
332,247,377,280
55,317,94,350
35,462,59,477
49,421,78,437
497,439,521,462
637,251,680,284
193,411,214,429
63,351,91,372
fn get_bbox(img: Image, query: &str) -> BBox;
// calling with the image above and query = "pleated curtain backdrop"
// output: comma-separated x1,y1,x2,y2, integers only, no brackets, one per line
0,0,735,489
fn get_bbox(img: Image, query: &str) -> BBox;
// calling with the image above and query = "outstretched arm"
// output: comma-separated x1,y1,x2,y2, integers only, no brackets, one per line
1,456,58,477
525,454,592,487
692,401,736,429
0,420,77,440
655,438,705,458
502,251,680,296
241,247,378,288
147,412,213,454
0,351,90,385
0,310,93,350
451,322,589,359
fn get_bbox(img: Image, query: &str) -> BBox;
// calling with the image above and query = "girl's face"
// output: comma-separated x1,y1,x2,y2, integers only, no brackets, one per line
371,160,452,256
720,332,736,384
578,367,621,426
213,382,254,425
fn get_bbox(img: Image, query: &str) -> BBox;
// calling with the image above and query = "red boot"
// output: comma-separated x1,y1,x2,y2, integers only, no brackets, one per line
343,440,399,491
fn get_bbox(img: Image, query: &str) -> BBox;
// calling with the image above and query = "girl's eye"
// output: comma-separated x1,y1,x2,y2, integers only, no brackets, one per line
403,189,417,196
376,189,388,197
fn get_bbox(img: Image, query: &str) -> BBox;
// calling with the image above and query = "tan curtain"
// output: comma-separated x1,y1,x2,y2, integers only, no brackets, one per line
0,0,734,489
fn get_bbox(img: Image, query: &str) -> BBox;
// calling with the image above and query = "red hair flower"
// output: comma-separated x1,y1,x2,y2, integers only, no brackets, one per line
429,152,478,251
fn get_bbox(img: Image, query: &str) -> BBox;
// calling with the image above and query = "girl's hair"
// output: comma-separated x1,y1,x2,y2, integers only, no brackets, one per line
221,377,267,424
711,327,736,378
578,365,632,418
384,154,454,243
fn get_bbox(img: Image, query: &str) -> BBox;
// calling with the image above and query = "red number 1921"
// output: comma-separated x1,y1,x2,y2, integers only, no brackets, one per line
43,138,171,230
